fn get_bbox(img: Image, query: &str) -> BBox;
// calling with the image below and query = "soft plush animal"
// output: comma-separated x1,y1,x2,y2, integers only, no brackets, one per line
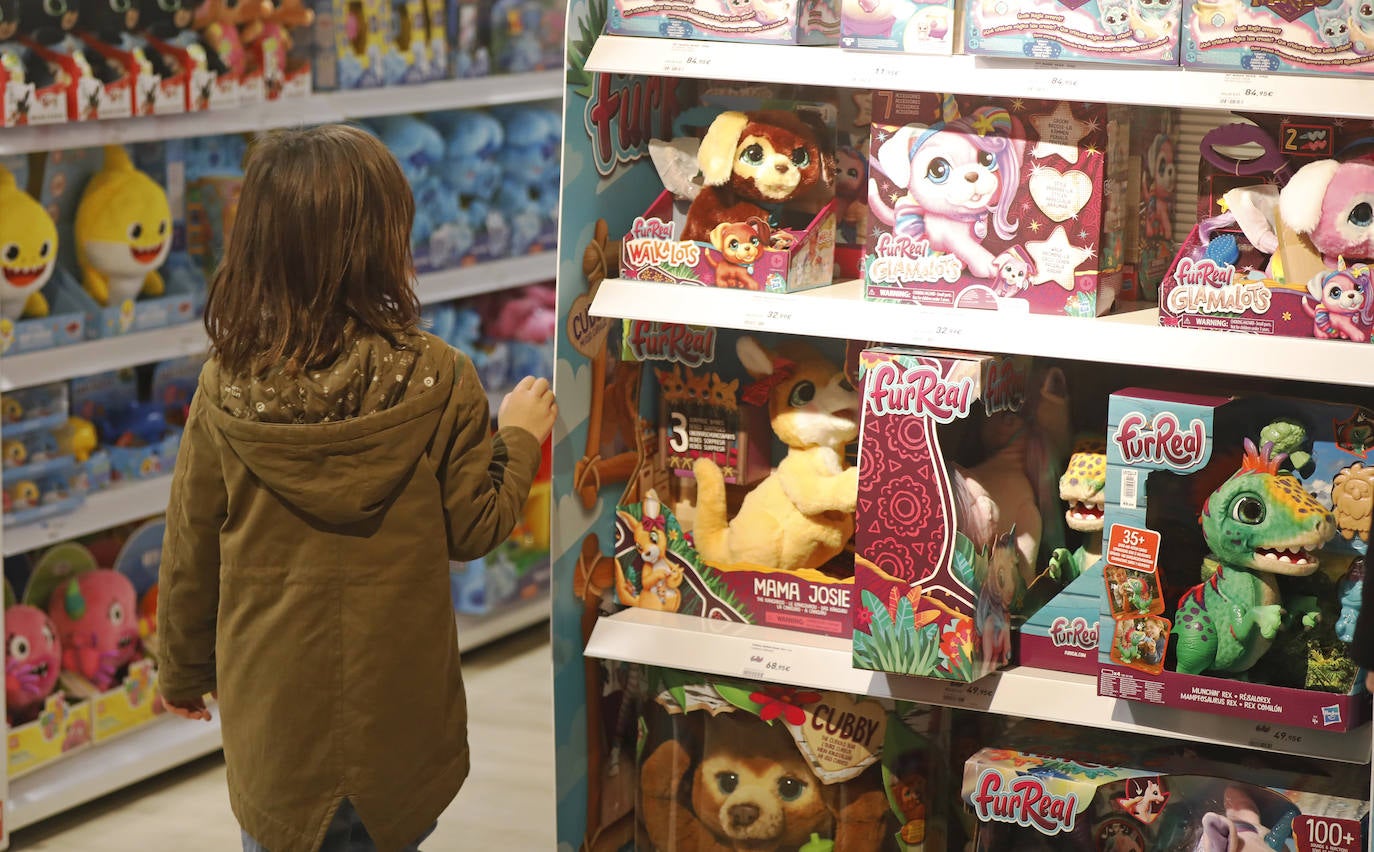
707,218,769,290
75,146,171,307
682,110,833,244
869,106,1025,279
1279,158,1374,267
692,337,859,573
433,109,505,199
614,491,684,612
5,603,61,726
1195,787,1285,852
0,163,57,321
47,569,140,691
196,0,272,77
639,711,889,852
1303,263,1373,341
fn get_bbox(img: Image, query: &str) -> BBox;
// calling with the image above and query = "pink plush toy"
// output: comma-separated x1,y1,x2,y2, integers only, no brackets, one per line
1279,159,1374,267
6,604,61,725
48,570,140,691
481,284,556,343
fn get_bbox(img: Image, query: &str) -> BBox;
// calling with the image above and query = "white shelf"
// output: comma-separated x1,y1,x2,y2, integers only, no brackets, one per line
0,72,565,156
457,592,549,653
7,713,223,833
587,35,1374,119
3,477,172,557
0,254,556,393
586,608,1370,763
592,278,1374,388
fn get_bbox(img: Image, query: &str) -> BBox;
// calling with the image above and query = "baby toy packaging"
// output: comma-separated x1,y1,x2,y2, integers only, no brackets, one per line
864,92,1148,317
634,670,952,851
851,346,1045,682
1183,0,1374,75
840,0,959,54
609,327,861,638
962,720,1370,851
621,99,840,293
1160,112,1374,342
604,0,841,45
1095,388,1374,731
964,0,1183,64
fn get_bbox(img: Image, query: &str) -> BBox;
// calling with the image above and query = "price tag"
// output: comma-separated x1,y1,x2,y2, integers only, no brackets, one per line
739,295,797,331
1023,62,1084,98
740,641,796,681
1246,722,1305,751
1294,815,1362,852
662,42,714,76
850,62,902,88
1216,73,1277,109
936,679,997,708
1106,524,1160,574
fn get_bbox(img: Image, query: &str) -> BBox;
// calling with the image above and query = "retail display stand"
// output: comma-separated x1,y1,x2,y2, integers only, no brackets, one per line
0,71,561,844
549,21,1374,852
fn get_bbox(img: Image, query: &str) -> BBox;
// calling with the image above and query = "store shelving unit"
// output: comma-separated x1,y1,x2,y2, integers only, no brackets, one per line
0,253,556,393
0,71,564,156
3,477,172,558
458,593,550,653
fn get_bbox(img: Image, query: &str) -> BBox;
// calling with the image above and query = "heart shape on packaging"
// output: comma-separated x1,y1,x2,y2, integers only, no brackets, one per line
788,692,887,784
1029,169,1094,223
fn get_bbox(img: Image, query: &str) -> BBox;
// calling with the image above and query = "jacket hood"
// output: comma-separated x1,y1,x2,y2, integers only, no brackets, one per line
198,333,457,526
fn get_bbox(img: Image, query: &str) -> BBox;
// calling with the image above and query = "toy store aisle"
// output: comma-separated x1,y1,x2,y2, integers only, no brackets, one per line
8,626,555,851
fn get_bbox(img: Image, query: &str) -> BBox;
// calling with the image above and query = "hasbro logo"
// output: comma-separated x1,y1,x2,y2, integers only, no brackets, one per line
1321,704,1343,726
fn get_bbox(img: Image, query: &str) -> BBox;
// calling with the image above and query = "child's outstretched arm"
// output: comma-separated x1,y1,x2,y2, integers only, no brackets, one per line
157,392,228,718
439,355,555,561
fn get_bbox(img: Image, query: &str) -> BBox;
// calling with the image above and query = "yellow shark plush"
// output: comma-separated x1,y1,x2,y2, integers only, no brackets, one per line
75,146,171,307
0,165,57,322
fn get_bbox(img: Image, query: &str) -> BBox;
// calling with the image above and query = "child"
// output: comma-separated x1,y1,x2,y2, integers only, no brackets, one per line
157,124,556,852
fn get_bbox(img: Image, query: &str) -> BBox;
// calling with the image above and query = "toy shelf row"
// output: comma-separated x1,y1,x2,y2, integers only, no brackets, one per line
585,608,1370,764
589,278,1374,389
3,593,548,838
0,71,563,158
0,253,556,394
586,35,1374,121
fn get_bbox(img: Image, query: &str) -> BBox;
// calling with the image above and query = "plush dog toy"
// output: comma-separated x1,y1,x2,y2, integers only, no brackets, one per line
682,110,833,245
692,337,859,574
639,711,889,852
1279,158,1374,267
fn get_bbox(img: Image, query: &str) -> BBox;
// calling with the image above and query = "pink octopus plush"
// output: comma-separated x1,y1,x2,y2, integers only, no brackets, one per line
5,605,61,725
48,570,141,691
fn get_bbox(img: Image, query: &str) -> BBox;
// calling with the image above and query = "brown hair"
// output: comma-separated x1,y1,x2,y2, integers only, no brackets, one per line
204,124,421,377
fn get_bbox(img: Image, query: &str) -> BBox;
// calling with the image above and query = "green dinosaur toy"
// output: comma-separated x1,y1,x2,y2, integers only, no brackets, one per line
1173,440,1335,676
1048,445,1107,585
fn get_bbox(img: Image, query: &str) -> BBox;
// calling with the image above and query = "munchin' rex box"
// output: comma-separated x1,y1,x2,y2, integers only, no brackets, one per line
965,0,1182,65
851,347,1032,682
1096,388,1374,732
865,92,1126,317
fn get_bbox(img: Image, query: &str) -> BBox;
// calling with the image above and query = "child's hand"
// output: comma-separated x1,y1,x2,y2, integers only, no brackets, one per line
164,693,215,722
499,376,557,444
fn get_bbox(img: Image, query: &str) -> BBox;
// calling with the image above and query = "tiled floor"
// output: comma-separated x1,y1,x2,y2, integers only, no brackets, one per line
9,626,555,851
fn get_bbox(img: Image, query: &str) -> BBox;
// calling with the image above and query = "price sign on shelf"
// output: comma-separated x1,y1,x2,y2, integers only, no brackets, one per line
739,294,798,331
1246,722,1305,751
1216,73,1277,109
662,42,714,76
1020,61,1084,98
740,641,796,681
936,679,996,708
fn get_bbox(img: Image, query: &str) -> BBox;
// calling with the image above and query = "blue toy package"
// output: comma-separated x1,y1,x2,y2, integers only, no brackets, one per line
2,428,73,485
70,368,183,488
3,468,85,528
965,0,1183,65
1,384,70,437
1184,0,1374,75
449,0,492,76
314,0,388,89
383,0,447,83
489,0,563,71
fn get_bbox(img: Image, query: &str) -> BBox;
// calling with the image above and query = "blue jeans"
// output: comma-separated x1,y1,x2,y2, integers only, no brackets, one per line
241,800,437,852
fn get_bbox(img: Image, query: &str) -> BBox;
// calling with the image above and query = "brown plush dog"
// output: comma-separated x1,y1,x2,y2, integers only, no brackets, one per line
707,218,768,290
682,111,833,244
640,712,889,852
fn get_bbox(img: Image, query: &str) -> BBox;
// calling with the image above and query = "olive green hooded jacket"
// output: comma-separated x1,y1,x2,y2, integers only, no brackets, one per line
157,331,542,852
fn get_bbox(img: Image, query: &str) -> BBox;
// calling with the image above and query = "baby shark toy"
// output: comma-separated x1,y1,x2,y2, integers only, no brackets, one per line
75,146,170,307
0,164,57,322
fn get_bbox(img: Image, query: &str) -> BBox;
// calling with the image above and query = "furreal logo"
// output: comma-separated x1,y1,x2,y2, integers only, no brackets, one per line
1113,411,1207,470
865,361,973,423
984,359,1026,417
972,769,1078,835
868,233,963,284
624,321,716,367
585,74,684,177
622,224,701,270
1049,617,1099,650
629,217,674,241
1165,259,1272,316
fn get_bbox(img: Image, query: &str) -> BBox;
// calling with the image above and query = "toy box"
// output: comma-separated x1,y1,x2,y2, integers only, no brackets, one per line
71,366,186,487
384,0,445,83
490,0,563,71
7,691,94,778
1184,0,1374,75
635,670,951,852
1095,388,1374,731
965,0,1182,64
864,92,1126,317
851,347,1041,682
23,37,135,121
1160,112,1374,340
962,720,1370,850
449,0,492,76
841,0,959,54
609,328,862,637
314,0,387,89
1122,107,1179,301
0,39,69,126
605,0,840,45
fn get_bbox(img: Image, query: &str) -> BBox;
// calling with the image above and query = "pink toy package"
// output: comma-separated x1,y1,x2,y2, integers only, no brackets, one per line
864,91,1125,317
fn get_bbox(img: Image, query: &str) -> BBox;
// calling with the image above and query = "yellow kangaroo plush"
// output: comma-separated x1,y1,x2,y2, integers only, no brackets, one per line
75,146,171,307
692,337,860,574
0,164,57,322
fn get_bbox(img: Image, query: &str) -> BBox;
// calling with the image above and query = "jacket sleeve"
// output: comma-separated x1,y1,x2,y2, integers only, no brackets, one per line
157,392,228,703
439,353,542,562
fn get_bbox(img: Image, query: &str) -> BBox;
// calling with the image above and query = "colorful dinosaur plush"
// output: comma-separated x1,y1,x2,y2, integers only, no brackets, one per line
1172,440,1335,677
1047,442,1106,585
